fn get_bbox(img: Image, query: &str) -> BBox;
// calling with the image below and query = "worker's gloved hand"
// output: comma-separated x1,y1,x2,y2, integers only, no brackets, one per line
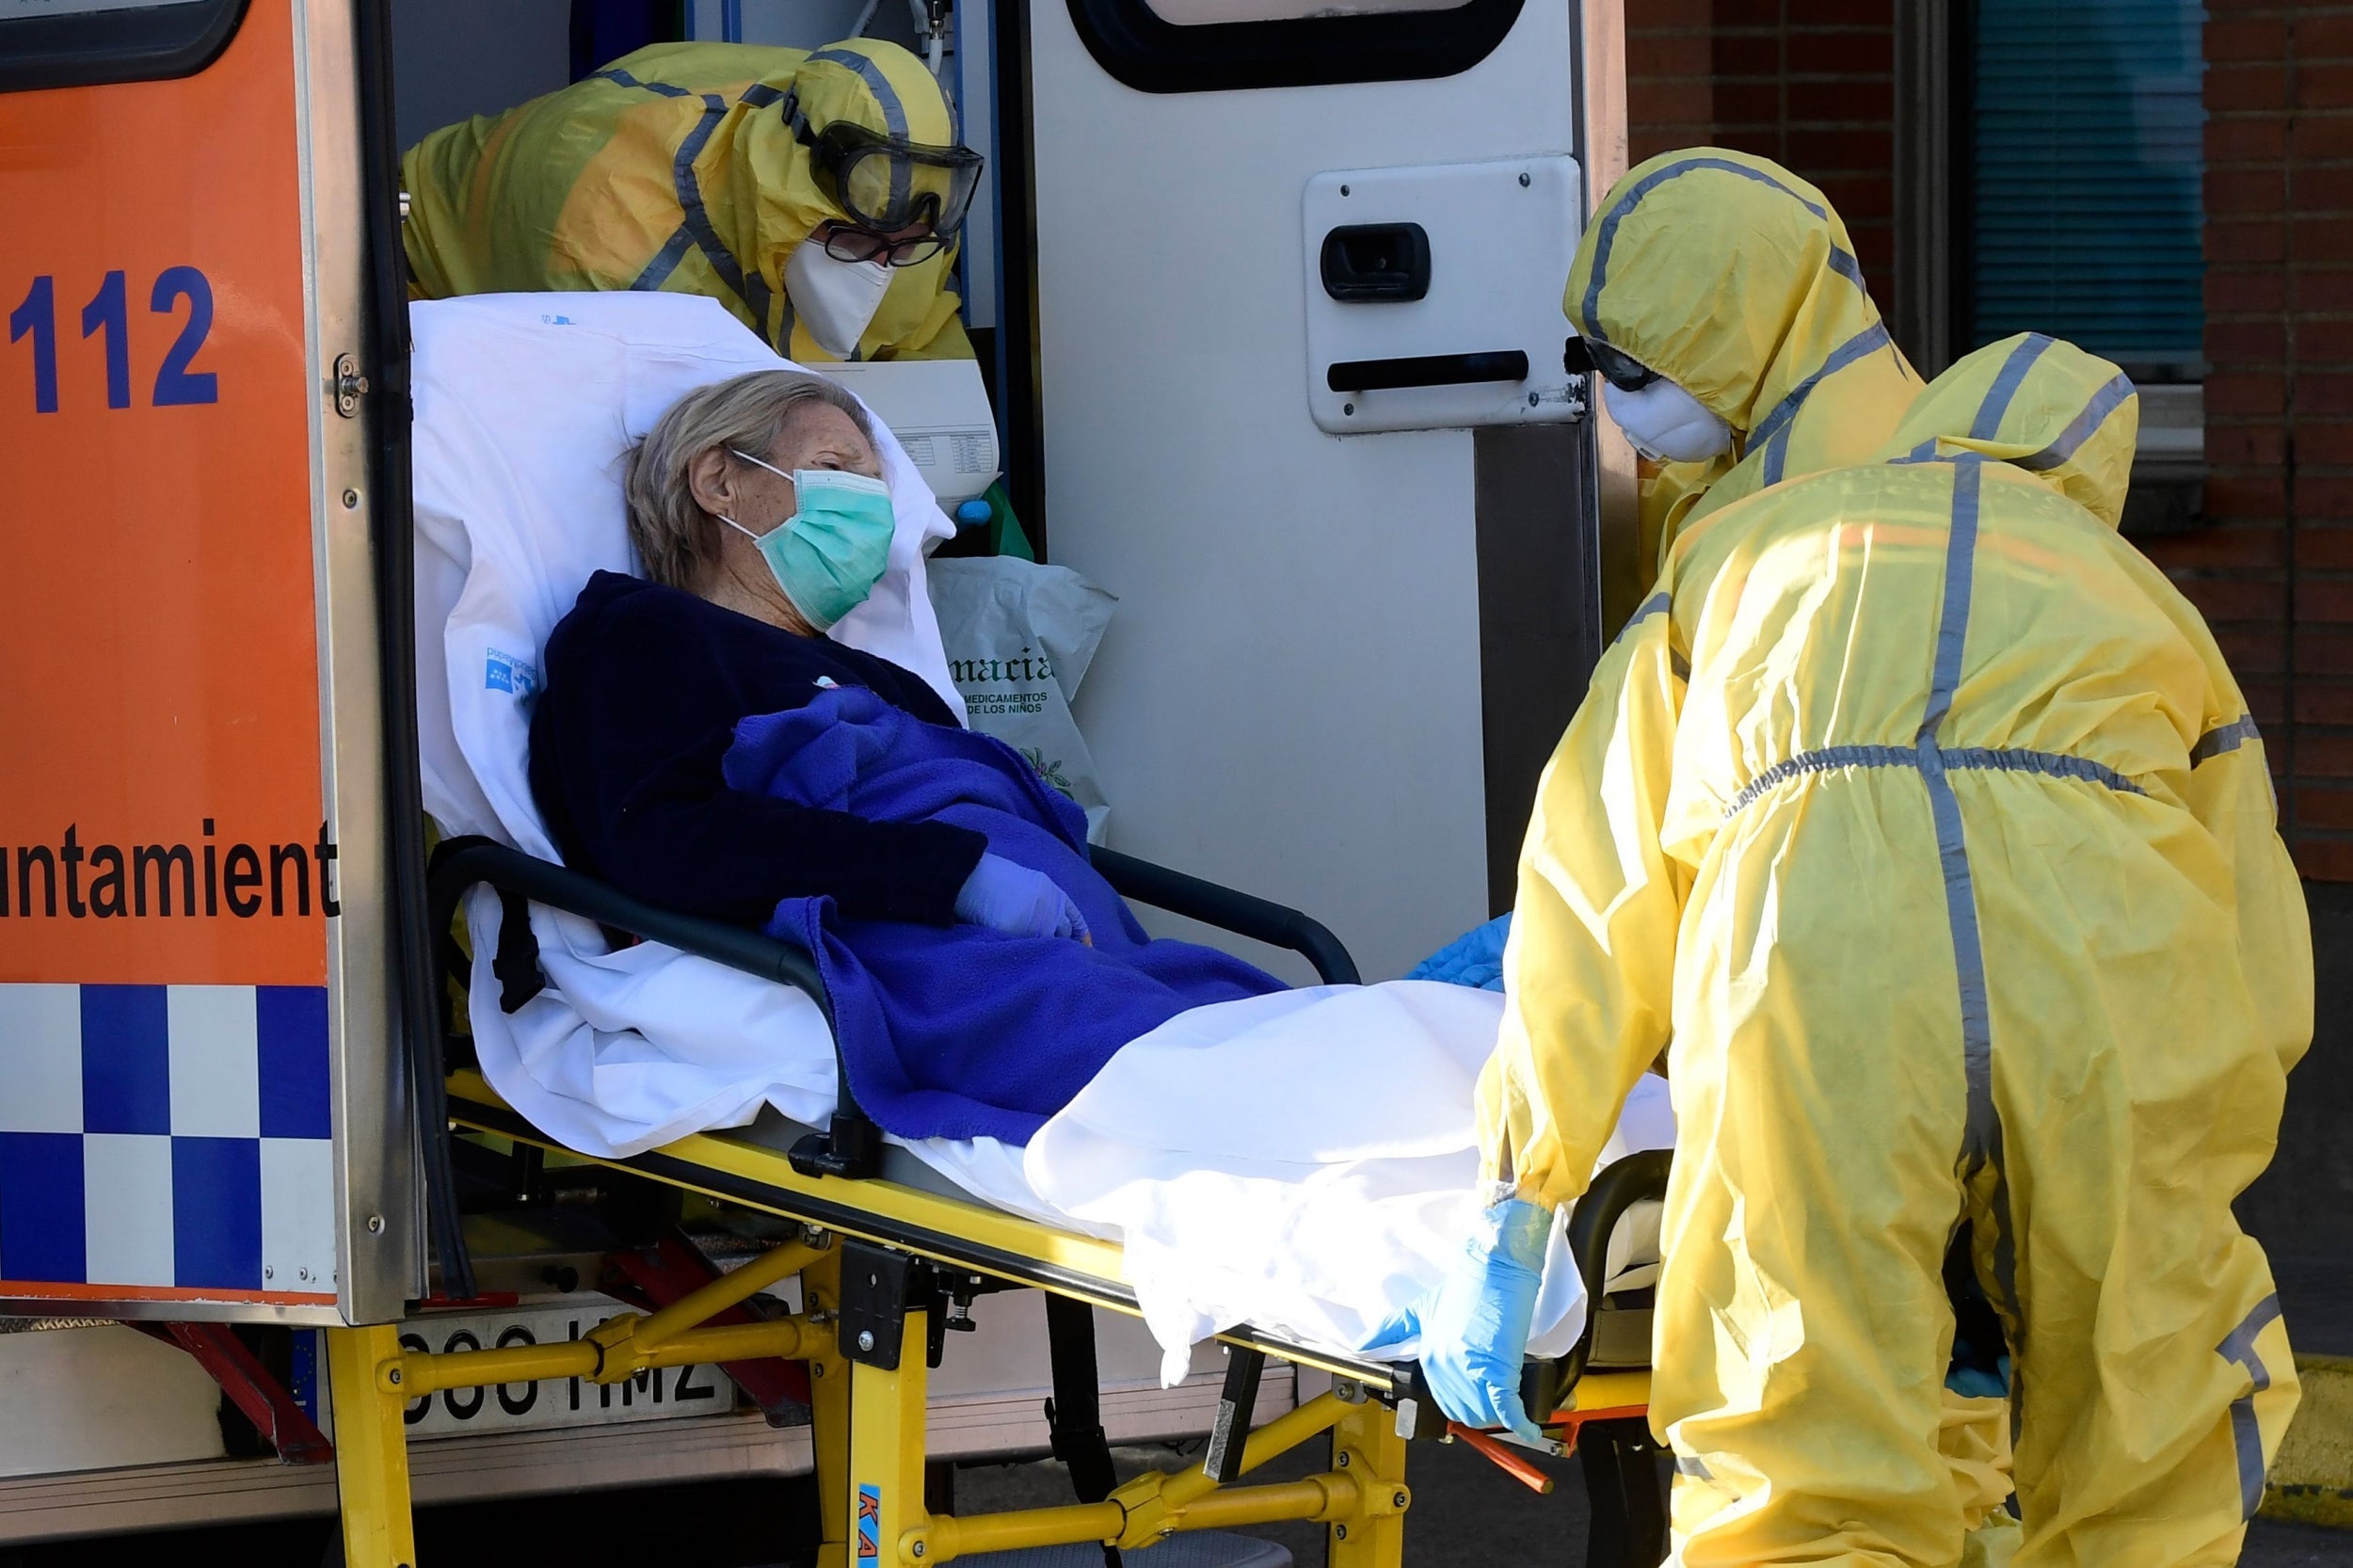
1366,1195,1551,1443
954,852,1091,942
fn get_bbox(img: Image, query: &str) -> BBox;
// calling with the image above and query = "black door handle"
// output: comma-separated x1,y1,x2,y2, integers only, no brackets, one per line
1325,350,1530,392
1320,222,1432,303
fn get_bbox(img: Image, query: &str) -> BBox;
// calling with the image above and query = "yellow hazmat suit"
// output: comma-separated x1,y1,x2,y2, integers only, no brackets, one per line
1566,149,1924,575
1568,152,2009,1544
402,40,971,362
1634,452,1733,586
1481,333,2310,1564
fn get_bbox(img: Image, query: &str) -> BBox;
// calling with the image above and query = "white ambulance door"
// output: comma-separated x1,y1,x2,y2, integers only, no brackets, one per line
1007,0,1625,979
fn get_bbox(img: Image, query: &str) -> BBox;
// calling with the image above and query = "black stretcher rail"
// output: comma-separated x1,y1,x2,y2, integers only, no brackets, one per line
1526,1145,1673,1421
427,838,835,1022
1089,845,1359,984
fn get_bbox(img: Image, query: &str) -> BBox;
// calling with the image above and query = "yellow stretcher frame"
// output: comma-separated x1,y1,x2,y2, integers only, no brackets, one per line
322,1068,1654,1568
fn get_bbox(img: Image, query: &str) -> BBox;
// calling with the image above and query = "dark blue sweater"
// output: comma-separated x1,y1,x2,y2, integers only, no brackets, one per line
529,570,987,926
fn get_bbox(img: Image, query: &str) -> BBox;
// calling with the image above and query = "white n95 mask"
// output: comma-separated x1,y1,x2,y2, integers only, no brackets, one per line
1604,376,1735,464
785,239,893,359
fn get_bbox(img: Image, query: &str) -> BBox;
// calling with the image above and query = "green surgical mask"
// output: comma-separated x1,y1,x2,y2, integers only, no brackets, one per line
722,450,896,630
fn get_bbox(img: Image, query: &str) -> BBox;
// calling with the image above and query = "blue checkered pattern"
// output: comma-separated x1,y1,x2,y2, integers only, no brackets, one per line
0,984,336,1296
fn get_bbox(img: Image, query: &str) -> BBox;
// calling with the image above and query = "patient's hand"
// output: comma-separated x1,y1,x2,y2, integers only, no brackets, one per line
953,853,1092,942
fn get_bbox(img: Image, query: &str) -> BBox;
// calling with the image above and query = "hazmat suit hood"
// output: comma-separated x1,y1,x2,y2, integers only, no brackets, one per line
1565,148,1897,439
735,37,964,250
1566,149,1922,574
702,39,966,358
402,40,972,360
1878,333,2139,530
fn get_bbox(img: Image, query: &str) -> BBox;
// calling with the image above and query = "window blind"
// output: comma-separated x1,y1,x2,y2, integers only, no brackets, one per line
1968,0,2206,372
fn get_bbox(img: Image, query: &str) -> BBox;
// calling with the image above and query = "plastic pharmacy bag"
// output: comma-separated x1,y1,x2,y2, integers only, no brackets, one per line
927,556,1116,842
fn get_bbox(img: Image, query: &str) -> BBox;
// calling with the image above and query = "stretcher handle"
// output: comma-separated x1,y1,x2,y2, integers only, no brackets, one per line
1522,1146,1673,1424
1447,1421,1558,1494
428,840,1344,1013
1090,846,1361,985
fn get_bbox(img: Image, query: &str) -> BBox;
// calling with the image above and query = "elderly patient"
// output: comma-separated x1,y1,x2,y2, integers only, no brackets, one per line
531,370,1281,1146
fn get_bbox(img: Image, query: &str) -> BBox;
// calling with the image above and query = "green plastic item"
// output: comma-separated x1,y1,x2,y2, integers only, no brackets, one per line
980,480,1035,561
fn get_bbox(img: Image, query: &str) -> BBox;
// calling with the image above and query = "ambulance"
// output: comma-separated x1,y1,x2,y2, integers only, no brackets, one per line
0,0,1632,1557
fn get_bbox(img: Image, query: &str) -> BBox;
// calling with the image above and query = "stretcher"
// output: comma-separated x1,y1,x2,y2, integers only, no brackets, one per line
370,294,1673,1564
315,834,1672,1568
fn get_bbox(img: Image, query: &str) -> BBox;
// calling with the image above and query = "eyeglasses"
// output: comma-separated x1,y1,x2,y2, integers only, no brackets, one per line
1564,336,1661,392
821,224,951,268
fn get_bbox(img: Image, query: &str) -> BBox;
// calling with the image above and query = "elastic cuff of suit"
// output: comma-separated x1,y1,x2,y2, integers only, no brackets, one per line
1476,1195,1555,1266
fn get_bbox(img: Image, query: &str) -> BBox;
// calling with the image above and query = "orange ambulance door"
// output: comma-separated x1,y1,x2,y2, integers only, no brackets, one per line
0,0,412,1323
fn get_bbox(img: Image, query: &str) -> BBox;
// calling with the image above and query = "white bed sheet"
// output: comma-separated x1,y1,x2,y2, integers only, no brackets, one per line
1016,984,1674,1384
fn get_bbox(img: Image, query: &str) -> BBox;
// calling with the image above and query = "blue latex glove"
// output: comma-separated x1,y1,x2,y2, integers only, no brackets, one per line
1364,1196,1551,1442
1945,1353,2013,1400
1406,912,1513,992
953,852,1090,942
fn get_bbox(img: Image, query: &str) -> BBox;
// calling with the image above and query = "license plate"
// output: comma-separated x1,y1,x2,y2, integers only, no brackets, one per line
394,1301,740,1438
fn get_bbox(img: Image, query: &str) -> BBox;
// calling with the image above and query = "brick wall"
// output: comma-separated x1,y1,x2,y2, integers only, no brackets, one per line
1625,0,1900,316
1627,0,1716,164
2139,3,2353,879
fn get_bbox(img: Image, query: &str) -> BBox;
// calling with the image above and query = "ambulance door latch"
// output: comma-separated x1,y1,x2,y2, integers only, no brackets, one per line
333,354,371,419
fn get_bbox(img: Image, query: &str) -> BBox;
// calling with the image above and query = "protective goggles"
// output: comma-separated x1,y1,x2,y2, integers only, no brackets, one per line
798,117,984,238
1563,336,1661,392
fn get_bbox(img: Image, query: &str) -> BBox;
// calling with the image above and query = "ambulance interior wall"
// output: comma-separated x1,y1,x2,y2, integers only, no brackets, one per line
391,0,571,152
388,1,938,159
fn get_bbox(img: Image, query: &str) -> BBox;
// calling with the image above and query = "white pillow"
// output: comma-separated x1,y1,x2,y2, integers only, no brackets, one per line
411,291,961,856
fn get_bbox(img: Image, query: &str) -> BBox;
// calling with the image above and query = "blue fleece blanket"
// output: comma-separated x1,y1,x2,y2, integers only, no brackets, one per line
721,686,1285,1144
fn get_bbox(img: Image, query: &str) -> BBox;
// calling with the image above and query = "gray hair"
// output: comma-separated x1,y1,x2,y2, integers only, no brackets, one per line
624,369,878,591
